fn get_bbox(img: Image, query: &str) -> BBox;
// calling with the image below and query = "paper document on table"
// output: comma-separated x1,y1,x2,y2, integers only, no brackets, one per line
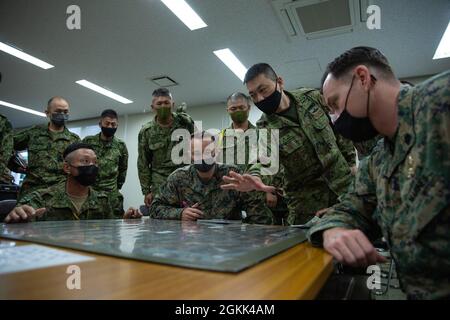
0,244,95,275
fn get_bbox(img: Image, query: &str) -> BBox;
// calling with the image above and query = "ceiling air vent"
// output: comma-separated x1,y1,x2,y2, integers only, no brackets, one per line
272,0,360,40
149,76,178,87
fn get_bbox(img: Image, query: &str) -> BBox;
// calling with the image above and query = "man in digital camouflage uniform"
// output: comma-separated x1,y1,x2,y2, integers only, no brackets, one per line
307,46,450,300
138,88,195,207
13,97,80,200
150,132,272,224
83,109,128,218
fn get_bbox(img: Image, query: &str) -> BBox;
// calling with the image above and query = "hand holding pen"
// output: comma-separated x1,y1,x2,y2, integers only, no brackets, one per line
181,202,204,221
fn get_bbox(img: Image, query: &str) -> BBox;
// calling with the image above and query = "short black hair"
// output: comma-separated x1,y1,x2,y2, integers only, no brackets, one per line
152,88,172,98
244,63,278,84
226,92,251,106
63,142,95,160
322,46,394,88
100,109,118,119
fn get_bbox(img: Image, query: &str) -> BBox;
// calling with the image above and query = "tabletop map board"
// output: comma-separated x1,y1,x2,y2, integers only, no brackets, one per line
0,218,307,272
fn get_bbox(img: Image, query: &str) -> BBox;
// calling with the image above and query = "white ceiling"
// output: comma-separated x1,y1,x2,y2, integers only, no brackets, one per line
0,0,449,128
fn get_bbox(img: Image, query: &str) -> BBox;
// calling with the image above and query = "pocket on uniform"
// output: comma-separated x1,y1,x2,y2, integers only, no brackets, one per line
148,141,166,166
312,112,329,130
403,173,450,240
279,131,303,156
353,168,376,196
309,109,337,152
28,143,47,153
28,144,49,168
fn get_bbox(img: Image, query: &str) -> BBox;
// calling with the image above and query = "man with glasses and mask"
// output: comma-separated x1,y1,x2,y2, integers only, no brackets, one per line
307,47,450,300
221,63,356,226
13,96,80,200
150,132,272,224
83,109,128,218
138,88,195,208
4,143,141,223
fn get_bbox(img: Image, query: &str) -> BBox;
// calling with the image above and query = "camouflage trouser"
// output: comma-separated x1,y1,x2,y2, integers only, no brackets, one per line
285,184,338,225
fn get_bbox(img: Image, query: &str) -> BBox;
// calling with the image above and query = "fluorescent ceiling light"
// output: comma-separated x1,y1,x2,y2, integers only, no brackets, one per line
161,0,207,30
213,49,247,81
0,41,54,69
0,100,46,117
433,20,450,60
75,80,133,104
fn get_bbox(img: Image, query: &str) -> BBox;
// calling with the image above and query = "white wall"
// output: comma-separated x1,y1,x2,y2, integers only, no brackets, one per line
67,104,262,209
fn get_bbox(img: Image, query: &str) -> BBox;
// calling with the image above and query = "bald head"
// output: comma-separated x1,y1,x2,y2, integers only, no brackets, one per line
64,148,97,165
47,96,69,113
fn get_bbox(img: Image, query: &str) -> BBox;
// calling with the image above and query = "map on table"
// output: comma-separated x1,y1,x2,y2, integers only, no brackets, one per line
0,218,306,272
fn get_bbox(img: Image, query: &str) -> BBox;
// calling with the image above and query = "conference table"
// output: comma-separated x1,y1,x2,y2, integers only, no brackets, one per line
0,218,333,299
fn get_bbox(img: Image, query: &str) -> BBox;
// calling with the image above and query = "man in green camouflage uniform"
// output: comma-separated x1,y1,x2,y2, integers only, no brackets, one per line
83,109,128,218
13,97,80,199
138,88,195,207
5,143,141,223
222,63,356,225
307,47,450,299
217,92,259,172
0,113,13,183
216,92,276,223
150,133,272,224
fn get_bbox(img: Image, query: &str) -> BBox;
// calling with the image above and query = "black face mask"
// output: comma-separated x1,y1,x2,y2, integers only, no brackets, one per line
71,165,99,186
254,81,282,115
50,113,69,127
334,76,379,143
101,127,117,138
194,160,215,173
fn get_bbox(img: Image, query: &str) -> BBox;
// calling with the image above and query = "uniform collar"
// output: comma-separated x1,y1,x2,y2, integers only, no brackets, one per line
258,91,300,129
382,86,416,178
45,124,71,136
227,121,256,131
51,181,100,211
153,111,177,127
97,132,115,146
